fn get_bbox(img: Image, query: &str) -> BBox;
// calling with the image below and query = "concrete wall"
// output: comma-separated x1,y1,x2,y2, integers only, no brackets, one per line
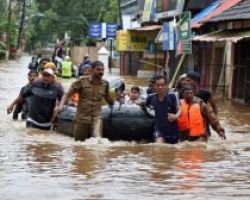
71,46,98,64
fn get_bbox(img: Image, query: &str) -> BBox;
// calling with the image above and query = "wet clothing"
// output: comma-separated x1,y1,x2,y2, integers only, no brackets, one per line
74,119,102,141
197,89,213,136
146,92,180,144
21,79,64,129
178,99,206,138
13,84,30,120
69,75,109,124
69,75,109,141
197,89,211,103
178,98,224,142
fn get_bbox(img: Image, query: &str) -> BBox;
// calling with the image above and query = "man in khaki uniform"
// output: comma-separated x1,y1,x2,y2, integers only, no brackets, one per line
55,61,114,141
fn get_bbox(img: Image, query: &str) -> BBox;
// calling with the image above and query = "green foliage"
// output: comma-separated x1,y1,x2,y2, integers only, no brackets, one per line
25,0,119,49
98,0,119,23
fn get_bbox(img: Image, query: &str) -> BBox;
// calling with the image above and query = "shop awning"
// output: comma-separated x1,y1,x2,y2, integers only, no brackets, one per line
128,25,162,31
192,30,250,43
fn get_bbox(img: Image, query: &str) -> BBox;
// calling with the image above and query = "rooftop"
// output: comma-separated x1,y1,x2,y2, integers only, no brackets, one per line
209,0,250,22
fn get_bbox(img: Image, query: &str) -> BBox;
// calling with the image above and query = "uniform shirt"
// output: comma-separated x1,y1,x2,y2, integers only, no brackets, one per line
69,75,109,123
21,79,64,123
146,92,179,136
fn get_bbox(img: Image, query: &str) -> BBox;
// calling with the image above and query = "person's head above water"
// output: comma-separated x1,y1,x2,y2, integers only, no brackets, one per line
130,86,140,100
186,71,201,86
155,75,167,95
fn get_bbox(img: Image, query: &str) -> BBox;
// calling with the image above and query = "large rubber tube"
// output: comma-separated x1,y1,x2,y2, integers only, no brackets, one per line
55,105,154,141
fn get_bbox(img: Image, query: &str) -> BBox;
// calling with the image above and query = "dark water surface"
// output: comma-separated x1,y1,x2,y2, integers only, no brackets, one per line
0,56,249,200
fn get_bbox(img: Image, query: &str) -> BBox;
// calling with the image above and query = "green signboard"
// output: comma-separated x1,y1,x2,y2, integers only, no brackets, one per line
177,12,192,54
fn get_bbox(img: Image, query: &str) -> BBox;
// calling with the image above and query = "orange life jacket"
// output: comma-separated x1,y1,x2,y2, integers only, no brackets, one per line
70,93,79,103
177,99,206,137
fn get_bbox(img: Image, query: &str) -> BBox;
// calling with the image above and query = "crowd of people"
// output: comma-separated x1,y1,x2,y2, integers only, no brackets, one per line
7,51,226,144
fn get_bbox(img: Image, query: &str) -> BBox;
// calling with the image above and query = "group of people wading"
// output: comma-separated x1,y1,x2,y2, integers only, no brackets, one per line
7,54,226,144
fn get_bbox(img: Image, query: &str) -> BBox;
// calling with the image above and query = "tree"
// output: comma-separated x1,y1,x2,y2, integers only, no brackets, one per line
24,0,119,50
98,0,119,23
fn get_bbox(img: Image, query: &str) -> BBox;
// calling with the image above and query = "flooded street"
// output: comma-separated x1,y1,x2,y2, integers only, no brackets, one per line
0,56,250,200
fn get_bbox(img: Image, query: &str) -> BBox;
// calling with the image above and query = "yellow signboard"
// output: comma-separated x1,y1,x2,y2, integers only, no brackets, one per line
117,30,149,51
116,31,129,51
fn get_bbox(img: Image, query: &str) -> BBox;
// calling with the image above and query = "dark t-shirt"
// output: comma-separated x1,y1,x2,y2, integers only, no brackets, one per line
197,89,212,103
146,93,179,136
22,79,64,123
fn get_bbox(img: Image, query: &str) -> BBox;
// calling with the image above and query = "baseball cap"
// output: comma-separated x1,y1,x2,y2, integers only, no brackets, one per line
43,68,55,76
44,62,56,70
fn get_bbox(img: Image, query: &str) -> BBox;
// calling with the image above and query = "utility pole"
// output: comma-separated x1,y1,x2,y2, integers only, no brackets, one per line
17,0,26,49
117,0,123,29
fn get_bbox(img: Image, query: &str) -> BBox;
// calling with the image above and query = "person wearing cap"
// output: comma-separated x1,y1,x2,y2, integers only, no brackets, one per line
7,70,38,120
55,61,114,141
177,85,226,141
61,56,73,78
7,68,64,130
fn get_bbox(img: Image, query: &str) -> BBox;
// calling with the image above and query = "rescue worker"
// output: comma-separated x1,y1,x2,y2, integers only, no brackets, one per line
177,85,226,142
68,64,92,107
55,61,114,141
61,56,73,78
7,68,64,130
8,70,38,120
144,75,182,144
186,71,218,136
186,72,218,114
80,63,92,76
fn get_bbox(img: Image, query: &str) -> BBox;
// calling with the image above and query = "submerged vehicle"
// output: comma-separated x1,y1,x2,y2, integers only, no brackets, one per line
54,105,154,141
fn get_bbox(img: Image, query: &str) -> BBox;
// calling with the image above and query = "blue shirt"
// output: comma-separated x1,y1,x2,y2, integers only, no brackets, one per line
146,92,179,137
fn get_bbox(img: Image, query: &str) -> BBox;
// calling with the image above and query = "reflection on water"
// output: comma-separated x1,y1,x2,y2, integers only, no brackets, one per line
0,56,250,199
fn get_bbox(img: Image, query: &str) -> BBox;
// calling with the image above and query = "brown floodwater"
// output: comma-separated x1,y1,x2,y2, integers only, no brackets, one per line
0,56,250,200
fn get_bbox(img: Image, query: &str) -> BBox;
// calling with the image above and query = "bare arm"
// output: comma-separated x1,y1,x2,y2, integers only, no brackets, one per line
201,103,226,139
208,96,218,115
168,105,182,122
7,95,24,114
105,90,114,106
56,89,75,111
105,82,114,106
